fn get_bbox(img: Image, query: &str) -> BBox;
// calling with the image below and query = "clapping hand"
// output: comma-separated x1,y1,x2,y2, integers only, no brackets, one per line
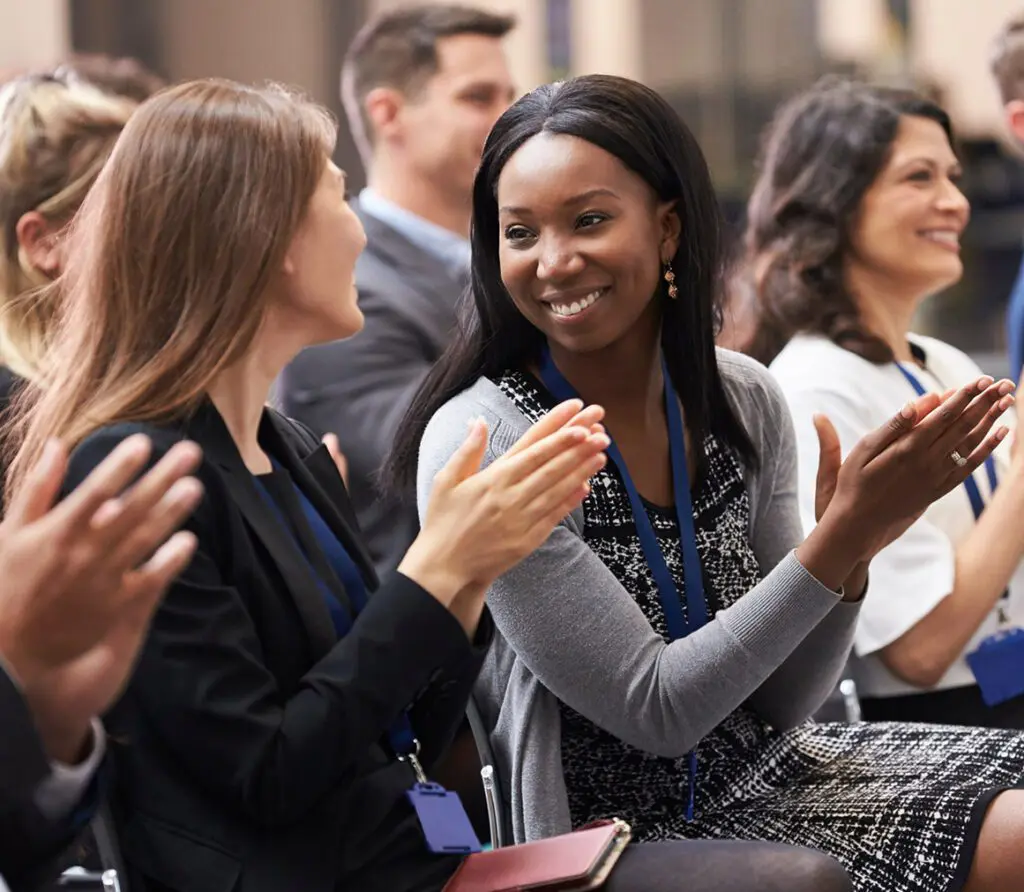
801,376,1014,591
0,436,203,763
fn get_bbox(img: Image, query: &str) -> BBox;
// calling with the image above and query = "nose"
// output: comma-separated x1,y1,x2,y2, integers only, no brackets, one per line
938,177,970,221
536,233,584,282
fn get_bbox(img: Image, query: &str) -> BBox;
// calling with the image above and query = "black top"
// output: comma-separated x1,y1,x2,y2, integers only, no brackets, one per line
0,665,89,891
62,403,492,892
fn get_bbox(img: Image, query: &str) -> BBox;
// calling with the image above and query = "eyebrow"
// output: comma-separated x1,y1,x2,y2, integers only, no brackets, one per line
894,156,961,172
499,187,621,215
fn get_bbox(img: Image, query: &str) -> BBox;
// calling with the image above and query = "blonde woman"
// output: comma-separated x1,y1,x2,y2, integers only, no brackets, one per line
0,72,134,398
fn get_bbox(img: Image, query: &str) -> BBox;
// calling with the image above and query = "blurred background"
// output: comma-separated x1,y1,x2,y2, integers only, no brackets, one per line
3,0,1023,372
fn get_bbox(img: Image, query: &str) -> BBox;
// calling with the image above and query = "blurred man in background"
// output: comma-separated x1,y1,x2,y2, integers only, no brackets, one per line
991,12,1024,383
279,3,516,579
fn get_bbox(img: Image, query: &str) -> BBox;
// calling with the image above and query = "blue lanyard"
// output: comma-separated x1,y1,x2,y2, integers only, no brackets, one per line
896,363,998,518
537,348,705,817
252,471,418,759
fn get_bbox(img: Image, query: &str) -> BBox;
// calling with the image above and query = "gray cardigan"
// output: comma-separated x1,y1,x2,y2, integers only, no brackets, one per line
416,348,861,843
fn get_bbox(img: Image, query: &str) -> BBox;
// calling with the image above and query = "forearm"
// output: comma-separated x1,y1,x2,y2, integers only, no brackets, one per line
881,476,1024,687
747,598,860,728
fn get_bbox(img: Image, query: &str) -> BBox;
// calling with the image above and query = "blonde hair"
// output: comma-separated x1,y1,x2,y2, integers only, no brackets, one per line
7,79,336,502
0,72,134,381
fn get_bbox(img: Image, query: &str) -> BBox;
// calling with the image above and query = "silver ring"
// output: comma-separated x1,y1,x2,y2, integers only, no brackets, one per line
950,450,967,468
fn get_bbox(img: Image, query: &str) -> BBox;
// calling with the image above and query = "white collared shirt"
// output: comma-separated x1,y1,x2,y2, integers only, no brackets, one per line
771,332,1024,697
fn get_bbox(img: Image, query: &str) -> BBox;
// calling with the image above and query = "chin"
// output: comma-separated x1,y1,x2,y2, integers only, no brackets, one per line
313,309,365,345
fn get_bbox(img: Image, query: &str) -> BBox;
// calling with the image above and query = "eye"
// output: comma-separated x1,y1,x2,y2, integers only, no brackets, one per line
463,90,494,106
907,169,933,184
577,211,609,229
503,224,535,243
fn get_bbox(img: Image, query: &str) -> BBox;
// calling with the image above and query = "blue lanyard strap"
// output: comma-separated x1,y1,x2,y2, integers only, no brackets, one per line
537,349,707,637
896,363,998,517
537,348,705,820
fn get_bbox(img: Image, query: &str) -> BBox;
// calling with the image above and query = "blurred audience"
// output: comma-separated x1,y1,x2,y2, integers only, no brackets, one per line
55,54,165,103
0,436,201,892
991,14,1024,384
280,3,517,579
743,78,1024,728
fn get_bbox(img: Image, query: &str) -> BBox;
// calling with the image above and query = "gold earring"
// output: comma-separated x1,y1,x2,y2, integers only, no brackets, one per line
663,261,678,299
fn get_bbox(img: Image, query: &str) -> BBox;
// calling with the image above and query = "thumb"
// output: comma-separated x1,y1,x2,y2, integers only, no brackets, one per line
434,418,488,491
813,414,842,523
6,439,67,527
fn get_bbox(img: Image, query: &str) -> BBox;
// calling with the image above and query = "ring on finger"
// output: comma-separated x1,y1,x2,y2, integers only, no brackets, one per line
950,449,968,468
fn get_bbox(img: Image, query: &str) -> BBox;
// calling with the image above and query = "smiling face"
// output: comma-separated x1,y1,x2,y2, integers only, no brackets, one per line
496,132,680,355
848,114,969,297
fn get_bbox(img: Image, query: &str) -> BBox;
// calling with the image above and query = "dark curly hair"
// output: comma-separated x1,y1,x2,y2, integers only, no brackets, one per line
737,76,953,366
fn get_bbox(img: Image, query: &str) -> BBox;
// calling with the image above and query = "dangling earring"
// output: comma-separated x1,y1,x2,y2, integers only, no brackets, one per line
663,261,678,300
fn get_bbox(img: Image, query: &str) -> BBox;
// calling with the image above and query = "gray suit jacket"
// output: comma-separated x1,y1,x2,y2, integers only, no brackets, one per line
278,201,467,578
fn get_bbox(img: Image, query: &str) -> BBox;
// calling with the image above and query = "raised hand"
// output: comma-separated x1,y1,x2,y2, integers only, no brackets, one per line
399,399,608,622
800,377,1013,591
0,435,203,763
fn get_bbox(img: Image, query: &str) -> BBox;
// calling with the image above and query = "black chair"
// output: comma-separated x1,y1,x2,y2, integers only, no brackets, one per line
465,696,509,849
58,801,127,892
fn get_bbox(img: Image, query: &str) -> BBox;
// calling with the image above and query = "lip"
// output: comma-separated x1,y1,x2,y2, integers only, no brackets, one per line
918,229,962,253
540,287,609,323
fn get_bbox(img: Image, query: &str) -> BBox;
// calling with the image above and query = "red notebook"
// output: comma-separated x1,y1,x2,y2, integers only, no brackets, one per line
442,819,632,892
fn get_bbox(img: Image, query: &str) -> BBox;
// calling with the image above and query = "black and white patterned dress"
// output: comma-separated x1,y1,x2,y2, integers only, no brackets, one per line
498,369,1024,892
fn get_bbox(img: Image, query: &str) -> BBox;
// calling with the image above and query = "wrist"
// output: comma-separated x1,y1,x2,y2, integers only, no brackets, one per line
398,537,471,608
842,562,870,603
23,682,93,765
797,511,866,592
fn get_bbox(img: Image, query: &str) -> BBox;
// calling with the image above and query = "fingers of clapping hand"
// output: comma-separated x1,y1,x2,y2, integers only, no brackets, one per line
921,378,1013,454
89,441,203,543
106,476,204,572
122,530,199,610
52,434,154,528
504,399,584,457
433,419,490,491
505,401,605,459
942,426,1011,494
939,394,1015,475
492,424,600,487
6,439,69,527
521,435,609,518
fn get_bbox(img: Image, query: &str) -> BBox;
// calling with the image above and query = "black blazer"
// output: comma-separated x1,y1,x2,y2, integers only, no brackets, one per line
63,403,491,892
279,201,469,579
0,666,86,891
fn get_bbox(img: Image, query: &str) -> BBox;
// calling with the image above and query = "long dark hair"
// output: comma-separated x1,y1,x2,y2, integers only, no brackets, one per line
737,76,953,366
387,74,755,495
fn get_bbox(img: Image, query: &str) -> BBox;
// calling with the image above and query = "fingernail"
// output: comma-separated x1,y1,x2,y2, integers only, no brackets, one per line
1000,381,1014,396
900,403,915,419
998,426,1010,441
978,376,994,389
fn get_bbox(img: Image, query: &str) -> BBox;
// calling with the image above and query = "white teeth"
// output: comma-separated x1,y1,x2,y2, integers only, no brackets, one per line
549,290,604,317
922,230,958,246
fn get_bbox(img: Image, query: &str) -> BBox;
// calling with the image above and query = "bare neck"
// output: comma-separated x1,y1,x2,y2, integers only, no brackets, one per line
546,312,665,435
845,264,922,364
367,155,471,239
207,340,291,474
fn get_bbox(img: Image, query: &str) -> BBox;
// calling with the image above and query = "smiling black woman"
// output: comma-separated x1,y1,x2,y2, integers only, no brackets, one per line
393,73,1024,892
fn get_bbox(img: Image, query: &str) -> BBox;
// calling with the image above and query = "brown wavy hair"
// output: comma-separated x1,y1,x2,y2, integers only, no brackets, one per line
6,79,336,502
736,76,952,366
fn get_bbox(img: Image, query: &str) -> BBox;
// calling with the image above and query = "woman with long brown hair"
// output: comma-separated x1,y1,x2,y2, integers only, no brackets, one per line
744,77,1024,730
6,78,856,892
